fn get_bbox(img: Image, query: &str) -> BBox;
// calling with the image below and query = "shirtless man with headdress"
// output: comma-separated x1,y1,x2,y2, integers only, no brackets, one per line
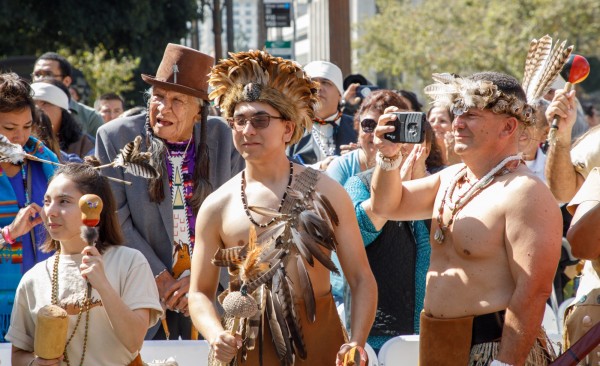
370,71,562,366
189,50,377,366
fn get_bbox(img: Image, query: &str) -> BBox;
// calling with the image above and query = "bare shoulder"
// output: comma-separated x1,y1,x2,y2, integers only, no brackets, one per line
199,173,241,216
500,166,561,223
504,166,554,202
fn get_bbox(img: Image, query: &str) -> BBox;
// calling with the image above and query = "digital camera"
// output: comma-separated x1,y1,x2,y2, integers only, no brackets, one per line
383,112,426,144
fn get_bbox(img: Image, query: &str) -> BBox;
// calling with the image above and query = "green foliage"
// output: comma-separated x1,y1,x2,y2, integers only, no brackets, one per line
59,45,140,103
356,0,600,93
0,0,199,104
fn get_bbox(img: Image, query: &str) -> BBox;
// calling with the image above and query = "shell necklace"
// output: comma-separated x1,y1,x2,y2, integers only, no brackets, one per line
52,250,91,366
434,154,522,244
241,161,293,228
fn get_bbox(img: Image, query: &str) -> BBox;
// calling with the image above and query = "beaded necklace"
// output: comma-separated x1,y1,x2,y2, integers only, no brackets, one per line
20,161,30,207
52,250,91,366
240,161,293,228
312,125,336,157
434,154,522,244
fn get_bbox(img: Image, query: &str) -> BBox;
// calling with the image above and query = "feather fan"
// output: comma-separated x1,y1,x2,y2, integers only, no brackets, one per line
522,35,573,103
96,136,159,179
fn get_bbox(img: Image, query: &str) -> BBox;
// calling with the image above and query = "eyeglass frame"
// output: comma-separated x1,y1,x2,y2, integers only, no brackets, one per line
30,71,64,80
360,118,378,133
227,113,285,131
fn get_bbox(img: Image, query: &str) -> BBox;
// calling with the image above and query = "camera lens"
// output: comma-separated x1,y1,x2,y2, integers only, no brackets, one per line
408,123,418,137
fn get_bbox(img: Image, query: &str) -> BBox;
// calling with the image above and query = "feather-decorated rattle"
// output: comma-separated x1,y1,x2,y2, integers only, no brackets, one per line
544,53,590,148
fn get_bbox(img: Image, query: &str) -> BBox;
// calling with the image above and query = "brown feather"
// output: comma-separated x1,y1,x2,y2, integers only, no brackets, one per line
297,228,339,274
265,288,291,363
522,37,542,90
296,255,316,323
522,35,573,103
533,42,573,99
299,211,338,252
245,285,265,351
256,220,287,245
245,257,283,294
291,228,314,266
240,226,270,283
314,191,339,226
248,205,288,219
273,267,307,360
211,245,247,267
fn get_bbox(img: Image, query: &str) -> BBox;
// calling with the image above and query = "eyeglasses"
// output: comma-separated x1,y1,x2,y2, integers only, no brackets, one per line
227,113,284,131
31,71,64,80
360,118,377,133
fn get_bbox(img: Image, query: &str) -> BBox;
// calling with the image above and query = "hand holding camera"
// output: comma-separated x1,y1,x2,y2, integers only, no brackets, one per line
383,112,426,144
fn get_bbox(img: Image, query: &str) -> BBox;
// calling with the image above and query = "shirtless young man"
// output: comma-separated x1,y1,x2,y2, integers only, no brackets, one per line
371,72,562,366
188,50,377,366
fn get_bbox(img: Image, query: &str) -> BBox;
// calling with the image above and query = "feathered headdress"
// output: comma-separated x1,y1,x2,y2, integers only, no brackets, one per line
209,50,319,145
521,35,573,104
424,72,535,126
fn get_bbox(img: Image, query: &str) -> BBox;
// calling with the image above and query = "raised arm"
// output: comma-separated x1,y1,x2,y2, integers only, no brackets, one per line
371,109,440,221
544,89,582,202
497,179,562,365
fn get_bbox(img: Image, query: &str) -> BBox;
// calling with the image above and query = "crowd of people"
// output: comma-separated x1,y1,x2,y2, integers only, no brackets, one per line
0,39,599,366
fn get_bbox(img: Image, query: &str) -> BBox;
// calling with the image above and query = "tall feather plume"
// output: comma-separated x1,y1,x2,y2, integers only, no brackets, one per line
522,35,573,103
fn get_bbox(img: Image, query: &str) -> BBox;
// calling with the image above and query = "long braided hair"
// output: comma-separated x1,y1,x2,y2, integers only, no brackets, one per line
144,89,212,216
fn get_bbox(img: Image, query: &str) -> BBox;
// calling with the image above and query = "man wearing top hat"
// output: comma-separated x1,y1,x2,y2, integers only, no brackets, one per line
287,61,357,170
95,43,244,340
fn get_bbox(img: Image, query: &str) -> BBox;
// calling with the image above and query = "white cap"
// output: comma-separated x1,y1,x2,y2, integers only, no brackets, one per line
304,61,344,96
31,82,69,111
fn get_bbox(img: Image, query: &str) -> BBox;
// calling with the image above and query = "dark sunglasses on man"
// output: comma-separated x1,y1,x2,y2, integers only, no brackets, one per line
360,118,377,134
227,113,284,131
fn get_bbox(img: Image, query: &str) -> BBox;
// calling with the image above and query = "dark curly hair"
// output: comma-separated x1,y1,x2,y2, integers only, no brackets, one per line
42,157,124,254
0,73,36,115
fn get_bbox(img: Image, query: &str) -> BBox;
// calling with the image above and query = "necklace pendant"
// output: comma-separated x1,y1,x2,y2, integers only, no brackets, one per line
434,228,445,244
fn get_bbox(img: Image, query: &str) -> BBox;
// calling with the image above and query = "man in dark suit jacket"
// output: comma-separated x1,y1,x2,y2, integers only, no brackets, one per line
287,61,357,169
96,44,244,340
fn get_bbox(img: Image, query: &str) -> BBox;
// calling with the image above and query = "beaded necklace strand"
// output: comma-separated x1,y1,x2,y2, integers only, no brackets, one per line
52,251,91,366
434,154,522,244
241,161,293,228
20,162,30,207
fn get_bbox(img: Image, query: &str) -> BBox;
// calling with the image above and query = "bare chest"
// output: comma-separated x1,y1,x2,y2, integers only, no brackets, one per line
432,182,507,259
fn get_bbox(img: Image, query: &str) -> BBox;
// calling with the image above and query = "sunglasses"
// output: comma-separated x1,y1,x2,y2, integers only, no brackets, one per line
360,118,377,133
227,114,284,131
